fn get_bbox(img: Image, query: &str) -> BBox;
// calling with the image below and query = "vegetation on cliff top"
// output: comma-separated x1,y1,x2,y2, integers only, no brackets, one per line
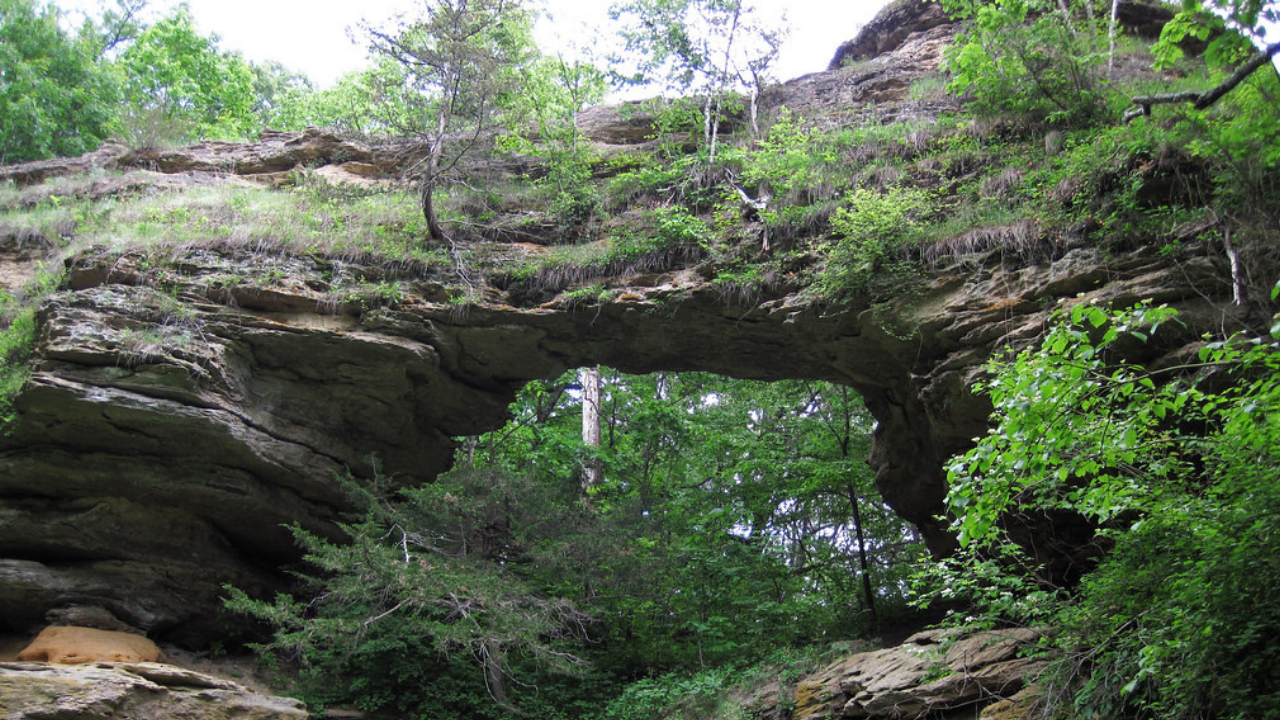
3,0,1278,309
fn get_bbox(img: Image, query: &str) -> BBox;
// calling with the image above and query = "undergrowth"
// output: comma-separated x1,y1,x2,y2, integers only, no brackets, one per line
0,267,64,431
596,643,867,720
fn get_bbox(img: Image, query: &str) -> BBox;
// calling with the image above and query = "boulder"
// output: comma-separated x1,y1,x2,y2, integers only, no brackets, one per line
0,141,130,186
0,661,307,720
120,127,377,177
17,626,162,664
792,628,1049,720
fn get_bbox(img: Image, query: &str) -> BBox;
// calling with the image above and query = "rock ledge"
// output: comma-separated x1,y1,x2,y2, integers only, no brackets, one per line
0,661,307,720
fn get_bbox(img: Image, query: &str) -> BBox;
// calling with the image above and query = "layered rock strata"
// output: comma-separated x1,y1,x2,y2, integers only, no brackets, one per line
0,0,1244,644
790,628,1047,720
0,236,1236,641
0,661,307,720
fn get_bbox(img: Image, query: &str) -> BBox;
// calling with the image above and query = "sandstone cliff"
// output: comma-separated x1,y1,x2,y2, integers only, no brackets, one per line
0,0,1258,654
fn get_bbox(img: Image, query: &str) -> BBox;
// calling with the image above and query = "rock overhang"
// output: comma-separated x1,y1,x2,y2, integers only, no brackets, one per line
0,0,1251,644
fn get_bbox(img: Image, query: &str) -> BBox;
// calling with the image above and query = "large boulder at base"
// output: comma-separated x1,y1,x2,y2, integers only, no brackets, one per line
792,628,1049,720
17,625,162,664
0,661,307,720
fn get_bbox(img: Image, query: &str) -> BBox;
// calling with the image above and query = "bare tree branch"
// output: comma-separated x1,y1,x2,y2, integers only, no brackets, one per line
1125,42,1280,121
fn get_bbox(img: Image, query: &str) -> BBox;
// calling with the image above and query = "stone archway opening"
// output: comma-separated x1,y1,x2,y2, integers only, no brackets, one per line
0,258,988,643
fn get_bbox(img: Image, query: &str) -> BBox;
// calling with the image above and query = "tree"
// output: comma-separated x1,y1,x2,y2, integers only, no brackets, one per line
0,0,116,163
567,372,916,667
919,300,1280,719
362,0,536,241
229,368,925,707
937,0,1280,124
460,369,921,671
225,468,591,717
1128,0,1280,119
250,60,316,131
936,0,1116,125
112,6,257,143
580,366,603,493
270,64,412,136
77,0,148,59
610,0,786,162
500,54,608,231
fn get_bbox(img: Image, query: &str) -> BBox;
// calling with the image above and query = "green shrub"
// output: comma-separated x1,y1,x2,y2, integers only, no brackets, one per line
596,644,855,720
110,103,195,151
598,667,734,720
920,300,1280,720
513,206,709,293
0,266,64,432
607,162,687,208
0,306,36,431
740,109,851,205
1053,483,1280,719
818,185,935,298
940,0,1117,126
607,153,722,211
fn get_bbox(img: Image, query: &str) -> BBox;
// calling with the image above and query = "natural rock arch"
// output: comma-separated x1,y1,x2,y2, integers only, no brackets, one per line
0,0,1251,645
0,237,1235,644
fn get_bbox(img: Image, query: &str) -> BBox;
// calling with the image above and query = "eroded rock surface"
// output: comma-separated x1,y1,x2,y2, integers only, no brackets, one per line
828,0,954,70
0,661,307,720
792,629,1048,720
0,236,1237,642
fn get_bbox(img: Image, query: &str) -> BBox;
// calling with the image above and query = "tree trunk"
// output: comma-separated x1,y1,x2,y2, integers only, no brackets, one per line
705,3,742,168
422,114,449,241
463,436,477,467
581,366,602,494
1107,0,1120,81
1055,0,1076,36
1225,228,1246,308
482,639,508,707
748,86,760,139
707,94,722,166
422,180,443,241
846,481,879,630
703,93,715,157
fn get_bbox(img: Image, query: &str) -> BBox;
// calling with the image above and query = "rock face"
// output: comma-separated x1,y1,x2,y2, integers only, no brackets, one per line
0,0,1246,646
785,14,958,122
825,0,1173,73
828,0,954,70
44,605,143,634
792,628,1048,720
0,661,307,720
0,231,1236,643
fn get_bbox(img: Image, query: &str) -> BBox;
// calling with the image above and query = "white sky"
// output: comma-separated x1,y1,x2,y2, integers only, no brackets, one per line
60,0,889,89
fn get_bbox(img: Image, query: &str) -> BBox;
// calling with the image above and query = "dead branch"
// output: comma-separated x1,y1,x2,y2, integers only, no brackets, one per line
1125,42,1280,121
